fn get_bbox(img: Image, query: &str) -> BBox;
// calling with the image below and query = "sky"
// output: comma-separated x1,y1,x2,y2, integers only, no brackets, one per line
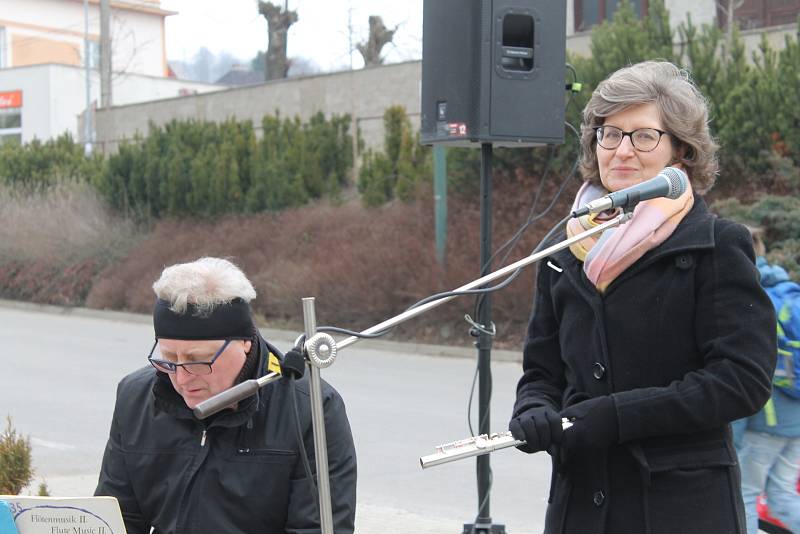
160,0,423,71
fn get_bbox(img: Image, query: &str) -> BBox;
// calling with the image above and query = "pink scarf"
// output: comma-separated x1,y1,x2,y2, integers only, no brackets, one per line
566,180,694,293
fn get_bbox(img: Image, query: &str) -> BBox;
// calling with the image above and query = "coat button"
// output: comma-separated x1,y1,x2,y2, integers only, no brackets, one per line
593,490,605,507
592,362,606,380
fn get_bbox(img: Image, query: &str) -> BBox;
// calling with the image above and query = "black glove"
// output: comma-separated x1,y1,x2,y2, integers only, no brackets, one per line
560,396,619,456
508,405,564,454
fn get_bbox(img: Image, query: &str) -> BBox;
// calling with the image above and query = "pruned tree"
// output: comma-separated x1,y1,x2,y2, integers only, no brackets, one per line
258,1,298,80
356,16,397,68
717,0,746,45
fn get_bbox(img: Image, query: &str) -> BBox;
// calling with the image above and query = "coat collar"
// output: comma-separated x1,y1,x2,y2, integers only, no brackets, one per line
151,335,284,427
549,195,716,299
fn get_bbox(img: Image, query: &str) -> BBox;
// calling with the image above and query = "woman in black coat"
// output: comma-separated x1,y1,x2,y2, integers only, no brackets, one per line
509,61,777,534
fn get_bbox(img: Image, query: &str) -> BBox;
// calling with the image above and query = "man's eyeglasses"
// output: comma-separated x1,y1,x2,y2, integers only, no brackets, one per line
594,125,669,152
148,339,233,375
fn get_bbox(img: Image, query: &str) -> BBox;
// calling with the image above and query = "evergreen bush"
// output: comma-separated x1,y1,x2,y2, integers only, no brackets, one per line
96,112,353,218
0,133,104,190
358,105,431,206
0,416,33,495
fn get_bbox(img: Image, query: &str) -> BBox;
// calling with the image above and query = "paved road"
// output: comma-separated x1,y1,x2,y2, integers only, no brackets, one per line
0,304,551,533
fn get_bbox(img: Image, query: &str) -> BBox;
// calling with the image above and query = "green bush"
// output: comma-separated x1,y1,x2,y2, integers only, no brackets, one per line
358,106,431,206
97,112,353,218
0,416,33,495
713,195,800,279
717,30,800,177
0,133,104,190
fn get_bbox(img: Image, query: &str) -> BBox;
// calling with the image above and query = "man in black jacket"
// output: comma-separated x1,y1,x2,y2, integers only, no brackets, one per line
95,257,357,534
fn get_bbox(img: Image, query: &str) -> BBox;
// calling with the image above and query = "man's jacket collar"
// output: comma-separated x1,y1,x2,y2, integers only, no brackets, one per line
152,335,285,427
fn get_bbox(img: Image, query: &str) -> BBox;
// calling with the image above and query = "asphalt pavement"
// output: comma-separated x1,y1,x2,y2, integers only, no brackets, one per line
0,301,551,533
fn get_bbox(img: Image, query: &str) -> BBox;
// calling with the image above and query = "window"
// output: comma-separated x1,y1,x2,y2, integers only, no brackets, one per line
0,109,22,145
0,90,22,145
720,0,800,30
575,0,648,32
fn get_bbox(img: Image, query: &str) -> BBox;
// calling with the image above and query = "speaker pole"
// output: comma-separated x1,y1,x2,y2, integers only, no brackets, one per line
463,143,506,534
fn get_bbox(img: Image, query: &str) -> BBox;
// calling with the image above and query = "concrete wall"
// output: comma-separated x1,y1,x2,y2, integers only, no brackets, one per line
92,5,798,156
93,61,423,154
0,63,223,143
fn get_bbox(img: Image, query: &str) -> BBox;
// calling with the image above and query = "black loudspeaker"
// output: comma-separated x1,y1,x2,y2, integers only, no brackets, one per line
420,0,567,147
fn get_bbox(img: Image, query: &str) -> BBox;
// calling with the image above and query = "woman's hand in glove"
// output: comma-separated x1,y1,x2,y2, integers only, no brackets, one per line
508,405,564,454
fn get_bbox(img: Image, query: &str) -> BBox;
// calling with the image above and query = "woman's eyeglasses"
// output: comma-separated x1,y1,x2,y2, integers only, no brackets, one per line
594,125,669,152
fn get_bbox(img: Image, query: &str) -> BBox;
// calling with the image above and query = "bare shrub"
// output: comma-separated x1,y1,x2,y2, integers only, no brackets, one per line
0,181,141,306
87,171,578,348
0,181,138,264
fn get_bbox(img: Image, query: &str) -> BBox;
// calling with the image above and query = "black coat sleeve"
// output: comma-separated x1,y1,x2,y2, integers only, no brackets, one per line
285,384,357,534
94,382,150,534
514,263,568,417
613,220,777,442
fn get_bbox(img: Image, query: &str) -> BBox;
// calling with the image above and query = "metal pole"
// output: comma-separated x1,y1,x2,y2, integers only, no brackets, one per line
469,142,502,533
335,214,628,352
83,0,92,155
434,145,448,266
100,0,112,108
302,298,334,534
192,215,630,418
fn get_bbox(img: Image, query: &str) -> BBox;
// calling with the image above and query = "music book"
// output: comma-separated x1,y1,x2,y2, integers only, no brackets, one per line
0,496,127,534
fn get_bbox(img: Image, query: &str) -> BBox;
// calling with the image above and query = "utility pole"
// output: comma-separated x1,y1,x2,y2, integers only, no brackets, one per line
83,0,92,155
100,0,112,107
347,1,354,70
347,0,358,185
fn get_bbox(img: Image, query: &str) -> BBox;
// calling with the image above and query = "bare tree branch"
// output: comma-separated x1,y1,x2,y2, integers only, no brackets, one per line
356,16,397,68
258,1,298,80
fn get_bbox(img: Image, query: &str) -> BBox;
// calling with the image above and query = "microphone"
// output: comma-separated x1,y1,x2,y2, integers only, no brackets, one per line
571,167,688,218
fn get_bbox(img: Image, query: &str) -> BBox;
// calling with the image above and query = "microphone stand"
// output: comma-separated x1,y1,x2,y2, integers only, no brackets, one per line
192,210,633,534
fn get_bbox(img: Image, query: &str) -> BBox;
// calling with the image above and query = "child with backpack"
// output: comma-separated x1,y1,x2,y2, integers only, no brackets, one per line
737,227,800,534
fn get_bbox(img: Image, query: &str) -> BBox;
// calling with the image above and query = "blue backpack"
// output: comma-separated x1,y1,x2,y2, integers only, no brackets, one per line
760,260,800,399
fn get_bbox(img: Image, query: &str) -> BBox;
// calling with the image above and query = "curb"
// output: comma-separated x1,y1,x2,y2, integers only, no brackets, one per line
0,299,522,363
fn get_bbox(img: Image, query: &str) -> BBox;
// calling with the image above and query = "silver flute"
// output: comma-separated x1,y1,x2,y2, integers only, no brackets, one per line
420,418,573,469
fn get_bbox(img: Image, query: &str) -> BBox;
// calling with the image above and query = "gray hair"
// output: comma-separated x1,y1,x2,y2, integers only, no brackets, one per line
152,257,257,315
579,61,719,194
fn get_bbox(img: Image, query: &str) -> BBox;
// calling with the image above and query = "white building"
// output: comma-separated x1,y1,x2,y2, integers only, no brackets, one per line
0,63,223,145
0,0,226,145
0,0,172,76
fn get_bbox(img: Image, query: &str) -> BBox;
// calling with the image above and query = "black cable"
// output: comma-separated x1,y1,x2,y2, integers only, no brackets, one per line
407,270,527,312
317,326,389,339
306,113,584,343
471,156,581,321
289,375,319,501
566,62,577,81
565,62,581,112
478,144,558,274
467,363,480,437
484,156,579,273
565,120,582,145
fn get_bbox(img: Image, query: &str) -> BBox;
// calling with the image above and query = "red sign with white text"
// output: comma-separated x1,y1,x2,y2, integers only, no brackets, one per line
0,90,22,109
